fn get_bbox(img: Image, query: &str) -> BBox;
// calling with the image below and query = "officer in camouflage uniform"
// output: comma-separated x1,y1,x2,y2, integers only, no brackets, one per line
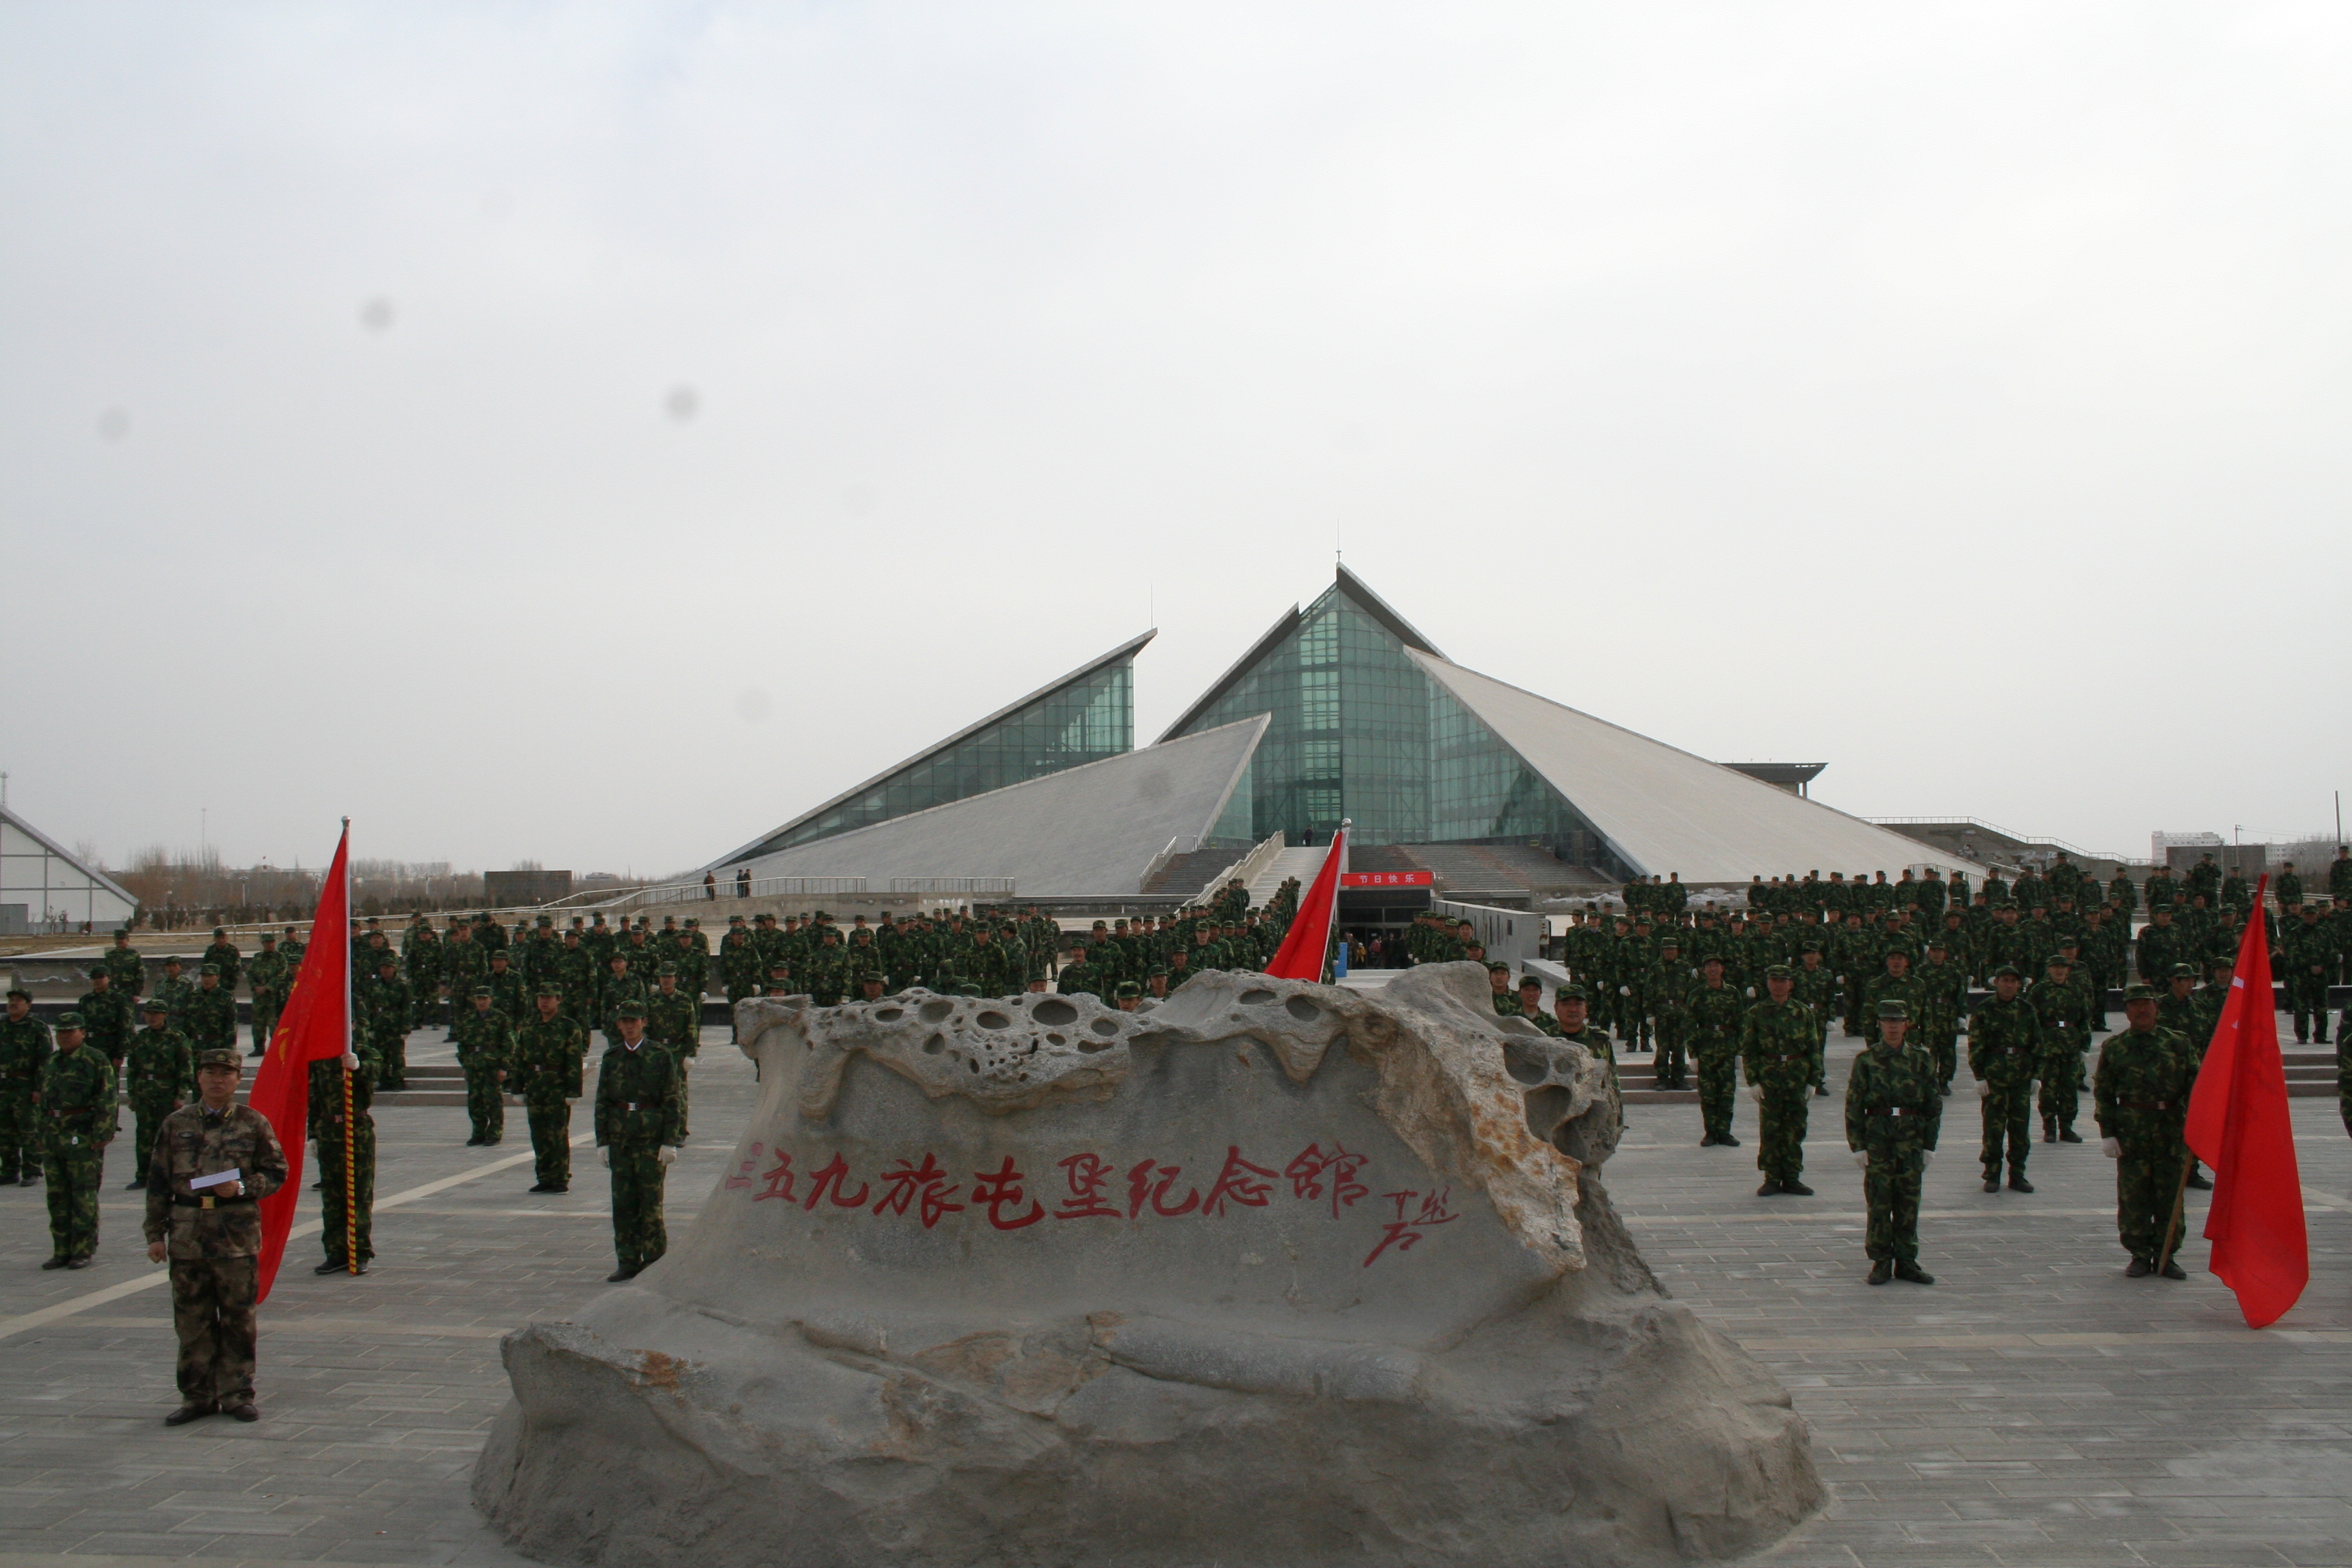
1687,956,1747,1148
516,985,588,1192
37,1015,116,1268
1859,949,1927,1046
244,933,291,1057
453,985,514,1146
647,964,700,1137
2284,904,2336,1045
77,968,135,1074
2094,984,2198,1278
442,920,487,1041
122,998,195,1187
0,987,54,1186
1846,999,1942,1285
1742,965,1818,1195
1968,964,2042,1192
184,964,238,1056
2029,955,2091,1143
313,1030,378,1275
144,1048,290,1424
595,1002,685,1281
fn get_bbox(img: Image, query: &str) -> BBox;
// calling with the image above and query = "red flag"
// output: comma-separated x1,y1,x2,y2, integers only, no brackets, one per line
1263,822,1348,982
2183,877,2306,1328
248,824,353,1302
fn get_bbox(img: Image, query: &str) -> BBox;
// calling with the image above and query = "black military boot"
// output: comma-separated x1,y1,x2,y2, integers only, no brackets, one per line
2124,1256,2152,1277
2008,1171,2034,1193
1781,1179,1814,1196
2185,1164,2212,1190
1757,1180,1783,1196
1893,1260,1935,1285
1867,1259,1893,1286
1982,1175,2000,1193
2042,1116,2056,1143
2057,1124,2083,1143
2158,1259,2188,1280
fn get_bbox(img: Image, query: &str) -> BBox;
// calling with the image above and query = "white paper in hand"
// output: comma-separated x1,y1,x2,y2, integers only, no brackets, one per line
189,1168,242,1191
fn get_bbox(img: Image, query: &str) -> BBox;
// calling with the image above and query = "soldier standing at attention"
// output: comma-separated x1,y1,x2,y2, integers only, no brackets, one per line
103,926,146,997
201,927,241,994
453,985,514,1147
595,1002,684,1282
313,1029,378,1276
1914,939,1967,1094
2094,984,2198,1278
244,932,290,1057
0,987,54,1187
516,985,588,1193
154,956,194,1032
1741,964,1818,1196
122,999,195,1187
2030,955,2091,1143
184,965,238,1056
363,954,412,1090
647,964,700,1137
37,1014,116,1269
77,968,135,1075
1688,956,1746,1149
145,1048,291,1424
1649,938,1694,1090
1846,1000,1941,1286
1968,964,2042,1193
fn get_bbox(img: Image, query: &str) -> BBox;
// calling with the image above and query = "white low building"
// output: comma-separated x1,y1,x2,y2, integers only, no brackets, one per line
0,808,137,934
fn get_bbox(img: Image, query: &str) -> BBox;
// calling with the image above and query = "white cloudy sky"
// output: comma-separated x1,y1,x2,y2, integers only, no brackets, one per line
5,4,2347,876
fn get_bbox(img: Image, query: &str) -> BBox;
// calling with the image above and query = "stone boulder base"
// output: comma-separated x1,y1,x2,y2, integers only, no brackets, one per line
474,965,1821,1567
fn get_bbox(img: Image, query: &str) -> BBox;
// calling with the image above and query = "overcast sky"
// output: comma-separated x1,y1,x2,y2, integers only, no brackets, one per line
5,4,2347,877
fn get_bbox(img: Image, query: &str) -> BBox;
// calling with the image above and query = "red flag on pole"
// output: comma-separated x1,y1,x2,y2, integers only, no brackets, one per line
247,823,353,1303
1263,821,1348,983
2182,877,2307,1328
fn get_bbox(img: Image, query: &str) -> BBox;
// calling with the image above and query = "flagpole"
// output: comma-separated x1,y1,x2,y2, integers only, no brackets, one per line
341,819,356,1275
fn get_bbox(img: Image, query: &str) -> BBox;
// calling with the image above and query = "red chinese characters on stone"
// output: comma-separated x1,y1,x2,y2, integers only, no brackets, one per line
1126,1159,1201,1218
872,1153,965,1228
802,1153,870,1210
722,1142,764,1192
751,1149,798,1203
1362,1187,1459,1267
1202,1146,1279,1216
971,1157,1047,1230
1054,1152,1123,1220
1284,1142,1371,1220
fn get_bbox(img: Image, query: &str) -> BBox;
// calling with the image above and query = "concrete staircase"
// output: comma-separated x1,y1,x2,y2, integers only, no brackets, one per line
2285,1047,2340,1099
1607,1047,1701,1106
1247,847,1330,908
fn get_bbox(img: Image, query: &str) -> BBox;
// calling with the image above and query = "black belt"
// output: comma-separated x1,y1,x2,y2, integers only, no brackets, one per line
172,1193,255,1208
1867,1107,1924,1117
2121,1100,2176,1110
620,1100,663,1111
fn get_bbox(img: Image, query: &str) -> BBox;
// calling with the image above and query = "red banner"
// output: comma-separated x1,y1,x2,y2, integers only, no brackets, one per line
1264,825,1348,983
249,826,353,1301
2183,878,2307,1328
1340,870,1432,887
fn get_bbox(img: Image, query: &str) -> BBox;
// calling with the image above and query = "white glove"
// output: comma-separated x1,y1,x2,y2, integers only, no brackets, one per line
2102,1137,2121,1159
1976,1081,1991,1099
657,1146,678,1166
1921,1151,1933,1169
1851,1149,1869,1169
601,1147,611,1167
1619,985,1631,996
1744,987,1757,998
342,1051,359,1071
1748,1083,1763,1102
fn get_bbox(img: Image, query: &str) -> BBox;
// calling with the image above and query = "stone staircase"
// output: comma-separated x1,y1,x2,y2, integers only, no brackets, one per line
1247,847,1330,907
1607,1046,1701,1106
2284,1047,2339,1098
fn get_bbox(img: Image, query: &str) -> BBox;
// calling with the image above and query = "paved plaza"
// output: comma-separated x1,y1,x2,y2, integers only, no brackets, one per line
0,1015,2347,1568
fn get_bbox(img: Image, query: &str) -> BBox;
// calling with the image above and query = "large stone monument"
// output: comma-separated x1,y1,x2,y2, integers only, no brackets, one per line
474,964,1821,1567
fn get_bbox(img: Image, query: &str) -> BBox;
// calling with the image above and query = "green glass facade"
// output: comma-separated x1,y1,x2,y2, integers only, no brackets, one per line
760,659,1134,853
1170,573,1620,870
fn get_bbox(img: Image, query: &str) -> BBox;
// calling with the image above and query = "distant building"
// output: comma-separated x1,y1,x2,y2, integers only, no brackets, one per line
0,808,137,933
485,869,573,906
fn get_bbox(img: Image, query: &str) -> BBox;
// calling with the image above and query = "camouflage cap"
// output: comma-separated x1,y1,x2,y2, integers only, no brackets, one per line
1876,999,1910,1022
54,1011,86,1030
378,955,399,968
88,966,108,979
614,1001,648,1019
2045,955,2070,968
2170,964,2197,979
141,997,169,1012
1114,981,1142,998
1147,965,1169,977
1517,973,1544,989
1991,963,2021,979
534,985,562,998
1658,936,1680,948
163,956,182,966
857,970,885,984
196,1047,241,1071
536,915,553,926
259,931,277,942
471,985,493,998
1484,959,1510,972
1801,941,1822,952
768,960,791,973
199,964,220,977
657,963,679,977
2123,983,2159,1002
1553,983,1588,1002
4,985,29,1002
1764,964,1793,979
212,926,227,936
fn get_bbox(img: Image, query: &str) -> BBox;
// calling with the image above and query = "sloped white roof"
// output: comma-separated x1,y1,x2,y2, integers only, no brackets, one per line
740,715,1269,896
1410,653,1984,884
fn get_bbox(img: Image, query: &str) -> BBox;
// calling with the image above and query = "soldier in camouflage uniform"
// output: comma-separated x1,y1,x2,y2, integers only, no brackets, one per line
1914,938,1968,1094
153,956,194,1034
184,964,238,1056
454,985,514,1146
144,1048,291,1423
485,949,529,1029
122,998,195,1188
1742,965,1818,1195
2029,955,2091,1143
1968,964,2042,1192
1846,1000,1942,1285
1792,943,1835,1096
313,1030,378,1275
103,927,146,998
0,987,54,1186
647,964,700,1138
442,920,487,1041
77,968,135,1073
361,955,412,1090
244,933,291,1058
1687,956,1747,1148
2093,984,2198,1278
595,1002,685,1281
599,952,649,1047
2284,904,2336,1045
516,986,588,1192
1649,938,1695,1089
37,1015,116,1268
